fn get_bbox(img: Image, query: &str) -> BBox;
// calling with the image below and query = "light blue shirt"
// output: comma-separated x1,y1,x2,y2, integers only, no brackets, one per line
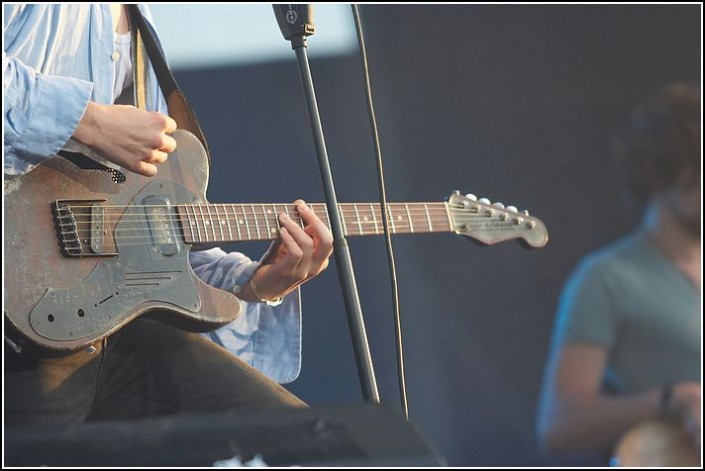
3,3,302,383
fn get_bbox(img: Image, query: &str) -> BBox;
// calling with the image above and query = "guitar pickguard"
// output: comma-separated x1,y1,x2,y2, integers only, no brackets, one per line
30,180,202,342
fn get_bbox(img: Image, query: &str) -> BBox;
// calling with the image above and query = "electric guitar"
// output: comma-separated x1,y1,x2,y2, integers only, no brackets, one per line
4,130,548,351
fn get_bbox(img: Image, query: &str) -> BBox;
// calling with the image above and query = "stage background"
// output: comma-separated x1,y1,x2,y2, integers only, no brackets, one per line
171,5,700,466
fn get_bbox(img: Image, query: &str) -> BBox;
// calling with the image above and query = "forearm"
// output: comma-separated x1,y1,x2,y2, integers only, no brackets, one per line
540,388,661,455
3,51,93,173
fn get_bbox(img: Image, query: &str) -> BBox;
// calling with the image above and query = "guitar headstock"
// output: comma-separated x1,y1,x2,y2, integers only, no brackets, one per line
447,191,548,248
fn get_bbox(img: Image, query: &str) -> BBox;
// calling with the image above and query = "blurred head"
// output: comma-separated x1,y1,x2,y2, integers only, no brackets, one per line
615,82,701,236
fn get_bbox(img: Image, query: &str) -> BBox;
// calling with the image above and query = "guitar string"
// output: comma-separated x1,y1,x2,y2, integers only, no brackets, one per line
64,211,485,224
64,213,532,235
62,218,534,247
63,210,505,227
60,207,473,222
62,206,528,222
63,215,515,234
57,204,536,245
58,202,525,212
64,227,532,248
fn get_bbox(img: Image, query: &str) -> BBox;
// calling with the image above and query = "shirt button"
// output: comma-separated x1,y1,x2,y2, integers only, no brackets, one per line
111,51,120,61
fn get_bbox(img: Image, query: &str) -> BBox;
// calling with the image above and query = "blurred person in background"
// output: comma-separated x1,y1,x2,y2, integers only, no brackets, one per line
536,82,701,464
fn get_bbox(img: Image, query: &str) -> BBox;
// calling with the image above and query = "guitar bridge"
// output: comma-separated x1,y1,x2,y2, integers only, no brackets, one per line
54,200,116,257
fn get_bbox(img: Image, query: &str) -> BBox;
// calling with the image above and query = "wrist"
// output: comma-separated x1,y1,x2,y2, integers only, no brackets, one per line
73,101,101,147
248,277,284,307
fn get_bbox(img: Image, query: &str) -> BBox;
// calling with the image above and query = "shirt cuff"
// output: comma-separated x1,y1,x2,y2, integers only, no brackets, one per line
231,261,260,297
13,74,93,163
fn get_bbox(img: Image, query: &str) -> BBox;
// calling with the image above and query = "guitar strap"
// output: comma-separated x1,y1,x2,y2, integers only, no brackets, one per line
127,5,211,164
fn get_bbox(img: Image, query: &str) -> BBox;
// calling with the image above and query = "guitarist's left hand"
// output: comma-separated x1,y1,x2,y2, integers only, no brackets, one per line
238,200,333,303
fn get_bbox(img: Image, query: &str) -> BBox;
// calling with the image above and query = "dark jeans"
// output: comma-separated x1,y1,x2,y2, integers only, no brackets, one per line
5,317,306,427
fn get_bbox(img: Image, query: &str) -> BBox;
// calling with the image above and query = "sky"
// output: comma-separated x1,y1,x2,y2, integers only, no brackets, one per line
149,4,358,69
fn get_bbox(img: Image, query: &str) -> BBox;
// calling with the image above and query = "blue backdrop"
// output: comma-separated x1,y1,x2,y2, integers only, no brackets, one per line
173,5,700,466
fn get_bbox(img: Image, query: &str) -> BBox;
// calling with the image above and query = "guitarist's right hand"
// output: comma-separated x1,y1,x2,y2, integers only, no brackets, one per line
72,102,177,177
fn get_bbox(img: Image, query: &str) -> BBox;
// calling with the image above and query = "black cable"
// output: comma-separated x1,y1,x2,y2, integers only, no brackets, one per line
350,4,408,419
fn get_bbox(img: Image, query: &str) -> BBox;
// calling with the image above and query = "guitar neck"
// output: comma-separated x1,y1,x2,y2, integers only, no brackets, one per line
177,202,452,244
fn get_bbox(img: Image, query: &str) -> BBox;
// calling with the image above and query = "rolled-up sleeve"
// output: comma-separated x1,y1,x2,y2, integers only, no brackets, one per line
190,248,302,384
3,51,93,174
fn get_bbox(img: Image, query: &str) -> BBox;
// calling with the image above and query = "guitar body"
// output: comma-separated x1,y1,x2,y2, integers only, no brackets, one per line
4,130,241,351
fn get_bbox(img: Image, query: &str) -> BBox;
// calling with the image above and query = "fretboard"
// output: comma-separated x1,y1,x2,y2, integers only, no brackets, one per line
177,202,452,244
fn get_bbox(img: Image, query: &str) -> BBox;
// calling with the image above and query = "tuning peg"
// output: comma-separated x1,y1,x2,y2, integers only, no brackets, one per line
479,197,491,205
465,193,477,201
506,205,518,213
494,202,505,208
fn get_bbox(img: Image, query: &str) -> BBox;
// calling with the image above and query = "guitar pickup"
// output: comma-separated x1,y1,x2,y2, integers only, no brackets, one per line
143,195,179,256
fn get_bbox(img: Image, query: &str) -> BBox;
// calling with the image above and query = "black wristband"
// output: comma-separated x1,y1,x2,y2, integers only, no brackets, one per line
660,384,674,415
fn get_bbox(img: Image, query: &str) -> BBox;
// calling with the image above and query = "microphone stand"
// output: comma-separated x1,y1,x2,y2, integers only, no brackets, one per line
273,4,380,403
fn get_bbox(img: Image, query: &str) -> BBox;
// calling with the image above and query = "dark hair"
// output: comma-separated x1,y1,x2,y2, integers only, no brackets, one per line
615,83,701,204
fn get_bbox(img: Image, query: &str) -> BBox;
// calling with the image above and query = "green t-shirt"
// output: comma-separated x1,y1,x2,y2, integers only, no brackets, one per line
553,232,701,394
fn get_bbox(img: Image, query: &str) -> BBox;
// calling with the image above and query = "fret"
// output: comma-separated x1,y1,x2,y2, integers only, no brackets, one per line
405,204,415,233
223,204,234,241
311,205,323,227
200,204,208,241
360,205,372,234
186,205,196,242
336,207,348,234
196,204,208,242
322,207,331,231
214,204,225,241
220,203,233,242
424,204,433,232
369,204,379,234
204,205,216,241
353,204,363,236
442,202,452,231
270,204,279,238
241,204,252,240
176,206,186,242
179,205,189,242
191,204,205,242
298,206,305,229
283,204,292,227
261,205,272,238
184,205,197,243
254,204,263,239
387,204,396,234
250,204,261,239
231,204,242,241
